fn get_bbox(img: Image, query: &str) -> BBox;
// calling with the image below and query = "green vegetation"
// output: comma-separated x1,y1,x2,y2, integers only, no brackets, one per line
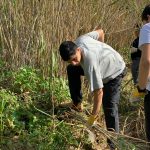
0,65,78,149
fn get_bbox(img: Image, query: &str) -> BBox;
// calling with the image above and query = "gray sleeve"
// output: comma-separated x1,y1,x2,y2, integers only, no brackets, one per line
84,58,103,92
88,68,103,92
84,31,99,40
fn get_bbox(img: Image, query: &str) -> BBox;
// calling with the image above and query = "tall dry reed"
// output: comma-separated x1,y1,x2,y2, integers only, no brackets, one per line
0,0,149,76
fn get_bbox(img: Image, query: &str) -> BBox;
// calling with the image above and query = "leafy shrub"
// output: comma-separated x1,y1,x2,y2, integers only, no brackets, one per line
50,77,70,103
11,66,70,104
0,88,19,135
12,67,41,93
17,120,79,150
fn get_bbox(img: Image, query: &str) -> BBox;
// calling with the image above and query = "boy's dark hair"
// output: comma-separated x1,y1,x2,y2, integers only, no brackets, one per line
59,41,78,61
142,4,150,21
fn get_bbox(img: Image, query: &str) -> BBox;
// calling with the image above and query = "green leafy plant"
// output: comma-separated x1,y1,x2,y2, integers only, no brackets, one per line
50,77,70,103
12,66,70,104
19,120,79,150
0,88,19,135
12,67,41,94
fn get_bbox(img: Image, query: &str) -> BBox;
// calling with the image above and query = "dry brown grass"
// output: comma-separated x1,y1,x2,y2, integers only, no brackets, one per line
54,106,149,150
0,0,149,74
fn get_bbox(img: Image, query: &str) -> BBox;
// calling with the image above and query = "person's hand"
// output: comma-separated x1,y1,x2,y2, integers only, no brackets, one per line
87,115,98,126
129,86,146,102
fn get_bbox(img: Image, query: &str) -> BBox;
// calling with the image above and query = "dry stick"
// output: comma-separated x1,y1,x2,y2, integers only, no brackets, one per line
69,110,149,146
25,16,38,53
107,0,119,7
33,105,149,148
77,128,84,150
122,78,133,91
51,0,56,130
33,106,53,118
0,21,13,55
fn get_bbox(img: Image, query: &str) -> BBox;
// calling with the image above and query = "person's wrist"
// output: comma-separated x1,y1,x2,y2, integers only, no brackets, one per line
137,85,146,93
91,114,97,118
91,112,98,117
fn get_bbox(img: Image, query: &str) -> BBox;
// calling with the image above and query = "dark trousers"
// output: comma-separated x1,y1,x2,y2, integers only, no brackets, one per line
67,64,124,148
103,74,122,149
67,65,84,105
144,91,150,142
131,57,140,85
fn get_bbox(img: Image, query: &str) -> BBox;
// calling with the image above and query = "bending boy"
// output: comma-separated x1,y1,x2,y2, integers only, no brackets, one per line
59,29,126,149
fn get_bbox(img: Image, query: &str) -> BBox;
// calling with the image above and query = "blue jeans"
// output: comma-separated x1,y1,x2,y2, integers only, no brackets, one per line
144,91,150,142
67,64,125,149
131,57,140,85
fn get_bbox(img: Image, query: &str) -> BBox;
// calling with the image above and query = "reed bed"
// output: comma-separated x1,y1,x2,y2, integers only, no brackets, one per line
0,0,149,75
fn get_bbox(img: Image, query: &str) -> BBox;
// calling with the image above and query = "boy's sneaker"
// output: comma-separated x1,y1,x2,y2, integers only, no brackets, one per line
71,102,83,112
59,102,83,112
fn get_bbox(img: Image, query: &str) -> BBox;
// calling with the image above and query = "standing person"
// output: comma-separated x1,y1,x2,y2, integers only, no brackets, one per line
138,4,150,142
130,24,141,85
131,4,150,143
59,29,126,149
